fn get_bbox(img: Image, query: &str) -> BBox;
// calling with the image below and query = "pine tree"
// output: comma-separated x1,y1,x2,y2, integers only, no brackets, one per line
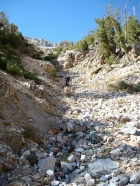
125,16,140,46
0,12,9,27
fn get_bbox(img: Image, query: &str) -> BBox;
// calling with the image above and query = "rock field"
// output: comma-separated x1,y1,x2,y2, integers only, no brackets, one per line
0,52,140,186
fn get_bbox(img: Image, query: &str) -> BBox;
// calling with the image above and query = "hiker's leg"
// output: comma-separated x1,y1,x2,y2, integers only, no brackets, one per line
66,80,68,86
67,81,69,87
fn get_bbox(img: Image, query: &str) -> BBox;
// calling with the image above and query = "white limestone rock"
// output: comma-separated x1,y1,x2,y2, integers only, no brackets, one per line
88,158,119,176
37,156,56,172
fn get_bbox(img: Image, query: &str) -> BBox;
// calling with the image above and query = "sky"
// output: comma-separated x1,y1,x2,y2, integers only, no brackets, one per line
0,0,140,44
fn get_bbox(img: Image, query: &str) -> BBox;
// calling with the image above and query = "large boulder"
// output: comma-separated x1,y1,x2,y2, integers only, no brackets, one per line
75,50,86,61
37,156,56,172
50,59,63,71
109,174,129,186
75,51,82,61
26,153,38,165
65,52,75,62
6,134,24,154
43,61,56,73
63,61,73,69
88,158,119,176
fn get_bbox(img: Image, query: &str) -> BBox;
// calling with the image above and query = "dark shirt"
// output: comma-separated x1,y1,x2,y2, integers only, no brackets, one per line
65,77,70,86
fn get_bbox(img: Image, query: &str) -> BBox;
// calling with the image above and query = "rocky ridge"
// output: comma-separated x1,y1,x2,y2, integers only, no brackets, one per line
25,37,55,48
0,46,140,186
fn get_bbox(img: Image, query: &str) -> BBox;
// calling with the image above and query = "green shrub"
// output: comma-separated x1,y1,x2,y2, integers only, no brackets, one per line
50,69,57,77
6,33,20,48
0,51,8,70
61,47,68,53
0,51,40,83
60,153,70,162
22,127,31,139
23,49,31,54
54,47,63,55
74,39,88,51
24,41,33,47
32,52,42,60
44,52,58,61
105,55,118,65
23,70,40,84
7,62,23,76
85,34,95,47
118,81,127,89
0,58,7,70
71,132,76,139
38,50,44,54
109,81,140,92
130,83,140,92
10,54,21,62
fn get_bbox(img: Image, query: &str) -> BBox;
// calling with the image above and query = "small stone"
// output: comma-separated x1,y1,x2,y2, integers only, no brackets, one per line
81,154,86,162
37,156,56,172
84,173,92,180
86,179,95,186
74,169,80,174
47,170,54,177
130,173,140,184
75,147,84,152
54,171,63,177
80,165,85,172
51,180,60,186
68,154,76,162
61,162,73,171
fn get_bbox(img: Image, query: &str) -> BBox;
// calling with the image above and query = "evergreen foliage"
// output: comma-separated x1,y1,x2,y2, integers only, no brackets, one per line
44,51,58,61
93,4,140,61
85,33,95,47
105,54,119,65
32,52,42,60
22,70,41,84
74,39,88,51
0,12,9,26
7,62,23,76
0,12,40,84
125,16,140,46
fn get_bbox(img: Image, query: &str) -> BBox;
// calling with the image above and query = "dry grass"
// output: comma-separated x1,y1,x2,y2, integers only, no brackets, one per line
61,96,69,103
86,83,101,90
115,99,128,104
106,75,123,91
133,70,140,74
61,96,76,106
115,122,124,128
78,76,88,82
107,84,117,91
106,75,122,84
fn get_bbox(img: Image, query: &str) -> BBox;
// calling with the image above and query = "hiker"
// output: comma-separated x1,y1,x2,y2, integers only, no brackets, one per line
64,74,72,95
65,74,70,87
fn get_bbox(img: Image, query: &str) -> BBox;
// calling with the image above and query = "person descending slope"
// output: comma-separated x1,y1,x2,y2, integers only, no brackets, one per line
65,74,70,87
64,73,72,95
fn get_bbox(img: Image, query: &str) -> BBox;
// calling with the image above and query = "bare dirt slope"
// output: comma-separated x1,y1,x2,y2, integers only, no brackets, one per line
0,55,64,138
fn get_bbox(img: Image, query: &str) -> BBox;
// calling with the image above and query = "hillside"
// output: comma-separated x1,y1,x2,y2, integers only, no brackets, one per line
0,42,140,186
